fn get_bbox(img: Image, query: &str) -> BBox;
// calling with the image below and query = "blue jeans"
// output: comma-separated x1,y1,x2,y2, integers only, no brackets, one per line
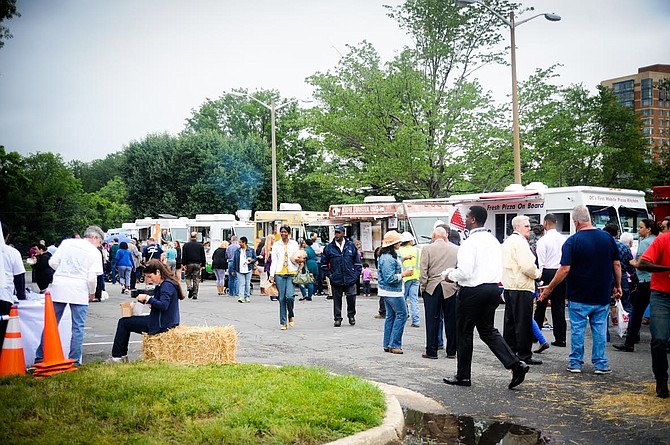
110,260,118,284
117,265,132,288
362,281,371,295
650,291,670,381
237,272,252,299
299,283,314,299
567,300,609,371
383,296,407,349
404,280,420,325
213,269,226,287
276,275,295,326
228,262,238,296
532,318,547,344
35,302,88,366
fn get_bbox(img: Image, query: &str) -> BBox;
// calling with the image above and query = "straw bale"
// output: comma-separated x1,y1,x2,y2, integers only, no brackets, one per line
142,325,237,365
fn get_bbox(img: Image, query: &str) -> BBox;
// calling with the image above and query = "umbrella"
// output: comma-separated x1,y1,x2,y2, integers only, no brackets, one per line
105,234,132,244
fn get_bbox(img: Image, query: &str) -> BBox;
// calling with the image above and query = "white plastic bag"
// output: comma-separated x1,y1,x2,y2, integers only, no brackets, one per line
616,299,629,338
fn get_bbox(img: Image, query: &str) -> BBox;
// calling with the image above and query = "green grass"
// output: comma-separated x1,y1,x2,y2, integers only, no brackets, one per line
0,363,386,445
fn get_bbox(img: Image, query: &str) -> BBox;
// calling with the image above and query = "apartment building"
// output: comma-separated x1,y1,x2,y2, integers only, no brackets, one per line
601,64,670,163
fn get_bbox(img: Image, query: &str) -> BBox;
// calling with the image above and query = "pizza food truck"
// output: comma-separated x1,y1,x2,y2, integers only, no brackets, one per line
446,182,650,245
328,197,456,265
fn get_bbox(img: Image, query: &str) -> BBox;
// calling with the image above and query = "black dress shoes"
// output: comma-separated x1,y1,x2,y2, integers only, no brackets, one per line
525,357,543,365
613,343,634,352
422,354,438,360
533,343,550,354
551,341,566,347
348,317,356,326
509,361,530,389
657,379,669,398
443,376,471,387
334,320,342,327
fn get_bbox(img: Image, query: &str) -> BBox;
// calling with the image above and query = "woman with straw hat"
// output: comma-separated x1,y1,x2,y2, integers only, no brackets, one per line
378,230,414,354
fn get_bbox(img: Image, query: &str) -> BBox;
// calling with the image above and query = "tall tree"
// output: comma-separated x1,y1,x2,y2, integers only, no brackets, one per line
307,0,518,199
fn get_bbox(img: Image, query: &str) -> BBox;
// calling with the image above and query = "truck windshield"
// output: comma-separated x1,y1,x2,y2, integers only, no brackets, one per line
619,207,649,240
587,205,618,230
408,216,444,244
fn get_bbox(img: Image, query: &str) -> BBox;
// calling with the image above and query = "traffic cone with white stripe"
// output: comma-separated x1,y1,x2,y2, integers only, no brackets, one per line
33,291,77,377
0,305,26,377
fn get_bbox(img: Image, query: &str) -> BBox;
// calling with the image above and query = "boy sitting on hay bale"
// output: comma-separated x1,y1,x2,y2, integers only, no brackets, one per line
106,259,183,363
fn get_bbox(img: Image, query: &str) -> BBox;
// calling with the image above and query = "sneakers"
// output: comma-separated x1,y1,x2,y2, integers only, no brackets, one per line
374,313,385,319
280,325,288,330
244,297,250,303
238,298,245,303
105,356,128,364
289,318,295,327
566,367,582,374
594,369,613,375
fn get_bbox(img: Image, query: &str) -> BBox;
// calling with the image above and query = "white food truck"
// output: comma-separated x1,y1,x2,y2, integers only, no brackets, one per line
446,182,650,245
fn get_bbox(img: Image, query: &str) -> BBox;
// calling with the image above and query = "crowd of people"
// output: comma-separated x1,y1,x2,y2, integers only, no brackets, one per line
1,209,670,396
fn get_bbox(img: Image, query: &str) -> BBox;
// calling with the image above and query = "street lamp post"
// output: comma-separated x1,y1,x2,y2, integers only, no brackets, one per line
229,92,296,212
455,0,560,185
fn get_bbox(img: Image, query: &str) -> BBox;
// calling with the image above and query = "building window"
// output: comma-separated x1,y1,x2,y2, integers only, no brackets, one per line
612,79,635,108
643,118,653,126
643,128,652,135
643,109,654,116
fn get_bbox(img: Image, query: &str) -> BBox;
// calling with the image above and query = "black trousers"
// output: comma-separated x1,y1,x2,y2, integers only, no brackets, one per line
112,315,151,358
332,283,357,321
456,284,518,380
503,289,534,361
0,300,13,351
534,268,567,343
423,285,458,357
626,281,650,347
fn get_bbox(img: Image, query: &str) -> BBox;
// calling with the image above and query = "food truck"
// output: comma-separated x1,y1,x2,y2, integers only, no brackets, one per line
328,197,456,265
446,182,650,246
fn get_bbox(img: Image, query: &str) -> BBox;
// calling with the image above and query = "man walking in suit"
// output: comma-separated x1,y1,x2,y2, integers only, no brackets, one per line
443,206,529,389
419,227,459,359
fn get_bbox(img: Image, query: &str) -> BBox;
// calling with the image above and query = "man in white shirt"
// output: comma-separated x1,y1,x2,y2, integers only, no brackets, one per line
35,226,104,366
533,214,567,347
0,222,26,348
443,206,529,389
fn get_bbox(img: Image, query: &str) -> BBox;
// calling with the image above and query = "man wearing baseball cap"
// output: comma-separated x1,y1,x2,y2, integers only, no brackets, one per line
320,226,363,327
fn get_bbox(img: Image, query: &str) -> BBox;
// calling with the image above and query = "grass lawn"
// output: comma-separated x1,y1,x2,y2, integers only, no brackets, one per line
0,362,386,445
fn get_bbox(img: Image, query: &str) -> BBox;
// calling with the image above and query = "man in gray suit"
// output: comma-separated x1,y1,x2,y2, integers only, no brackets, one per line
419,227,459,359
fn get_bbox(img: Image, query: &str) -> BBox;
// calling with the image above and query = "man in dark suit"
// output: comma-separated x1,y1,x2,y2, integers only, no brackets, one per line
419,227,459,359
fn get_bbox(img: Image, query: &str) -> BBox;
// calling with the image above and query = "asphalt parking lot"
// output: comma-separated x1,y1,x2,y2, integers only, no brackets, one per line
79,279,670,445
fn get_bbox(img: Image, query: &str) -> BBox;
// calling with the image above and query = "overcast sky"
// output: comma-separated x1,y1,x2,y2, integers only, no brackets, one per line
1,0,669,162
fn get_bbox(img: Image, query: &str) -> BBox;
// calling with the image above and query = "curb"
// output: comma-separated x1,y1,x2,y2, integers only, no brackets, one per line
324,381,447,445
324,386,404,445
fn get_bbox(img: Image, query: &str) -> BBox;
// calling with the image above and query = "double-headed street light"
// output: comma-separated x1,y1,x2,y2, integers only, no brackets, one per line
229,92,300,212
456,0,560,185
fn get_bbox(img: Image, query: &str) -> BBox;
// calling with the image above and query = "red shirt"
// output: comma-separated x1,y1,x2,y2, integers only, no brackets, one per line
641,232,670,293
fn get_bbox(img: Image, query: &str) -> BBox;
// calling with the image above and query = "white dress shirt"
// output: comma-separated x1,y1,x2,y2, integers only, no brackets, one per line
447,228,502,287
536,228,566,271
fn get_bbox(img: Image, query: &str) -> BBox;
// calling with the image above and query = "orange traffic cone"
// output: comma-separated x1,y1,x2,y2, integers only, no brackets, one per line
33,291,77,377
0,305,26,377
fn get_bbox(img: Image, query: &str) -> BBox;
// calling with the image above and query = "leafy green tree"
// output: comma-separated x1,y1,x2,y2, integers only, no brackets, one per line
0,0,19,50
70,152,126,193
306,0,519,200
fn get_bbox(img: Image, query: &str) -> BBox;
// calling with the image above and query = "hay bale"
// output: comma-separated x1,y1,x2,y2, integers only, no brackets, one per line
142,325,237,365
